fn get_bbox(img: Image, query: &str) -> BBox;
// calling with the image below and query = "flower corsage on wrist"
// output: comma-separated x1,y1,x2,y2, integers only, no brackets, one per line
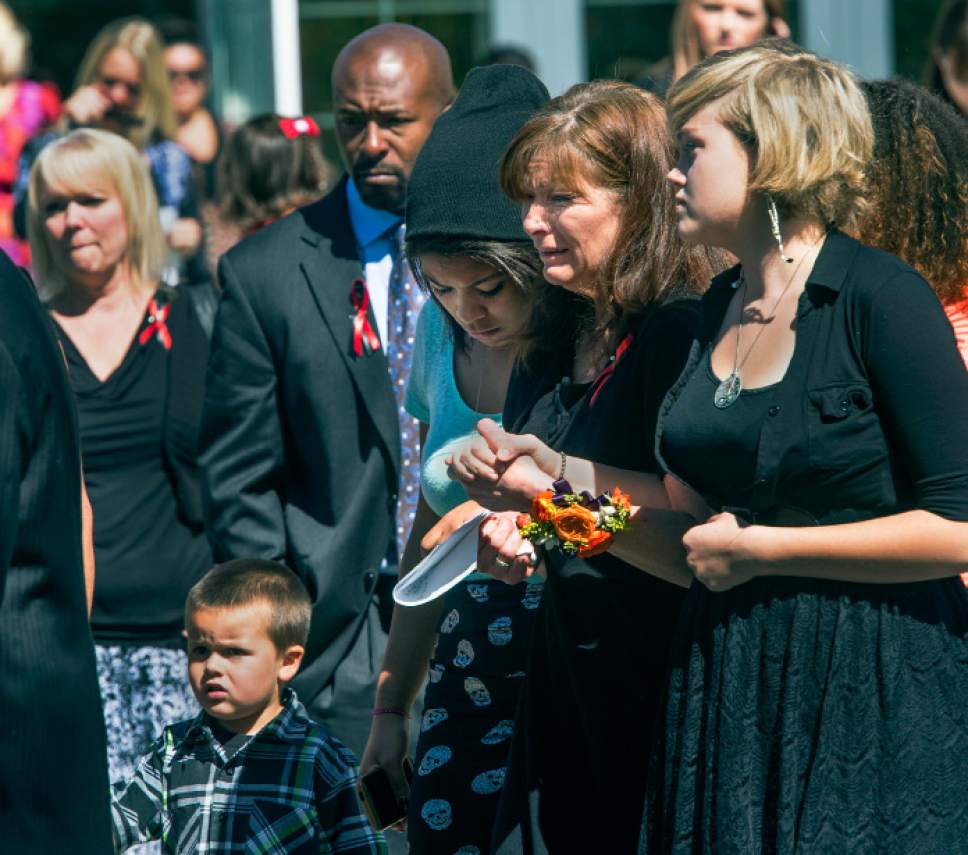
516,479,632,558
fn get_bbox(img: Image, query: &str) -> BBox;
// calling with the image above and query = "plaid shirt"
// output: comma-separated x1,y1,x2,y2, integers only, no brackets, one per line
111,690,385,854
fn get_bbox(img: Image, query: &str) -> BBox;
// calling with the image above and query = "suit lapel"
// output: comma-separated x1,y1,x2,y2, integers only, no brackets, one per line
297,180,401,475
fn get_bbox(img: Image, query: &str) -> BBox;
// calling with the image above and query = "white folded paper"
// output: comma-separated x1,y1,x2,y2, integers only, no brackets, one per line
393,510,536,606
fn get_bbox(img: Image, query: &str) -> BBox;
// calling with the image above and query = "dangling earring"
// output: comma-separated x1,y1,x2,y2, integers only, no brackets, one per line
767,195,794,263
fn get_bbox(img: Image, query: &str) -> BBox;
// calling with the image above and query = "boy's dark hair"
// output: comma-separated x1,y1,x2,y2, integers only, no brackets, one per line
186,559,311,650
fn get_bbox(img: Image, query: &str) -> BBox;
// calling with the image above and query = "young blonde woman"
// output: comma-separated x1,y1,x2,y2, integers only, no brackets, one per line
463,41,968,853
27,128,213,788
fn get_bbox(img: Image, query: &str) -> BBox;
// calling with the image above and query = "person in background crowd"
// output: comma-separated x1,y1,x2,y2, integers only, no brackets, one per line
0,1,60,266
207,112,330,268
449,80,721,853
638,0,790,97
854,78,968,367
0,245,112,854
27,128,214,789
159,16,221,202
199,38,454,855
361,65,570,854
476,44,535,72
926,0,968,118
15,17,204,284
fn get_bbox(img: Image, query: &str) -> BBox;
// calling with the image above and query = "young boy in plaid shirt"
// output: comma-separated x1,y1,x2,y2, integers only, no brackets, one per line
111,559,385,854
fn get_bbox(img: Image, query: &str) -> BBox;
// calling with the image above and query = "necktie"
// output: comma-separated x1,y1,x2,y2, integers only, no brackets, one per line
385,223,426,562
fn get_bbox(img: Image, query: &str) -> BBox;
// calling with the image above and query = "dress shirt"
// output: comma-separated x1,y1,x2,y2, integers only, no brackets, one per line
110,689,385,854
346,177,401,347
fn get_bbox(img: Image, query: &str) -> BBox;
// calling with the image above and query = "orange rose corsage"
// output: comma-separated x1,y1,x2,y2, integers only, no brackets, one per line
517,479,631,559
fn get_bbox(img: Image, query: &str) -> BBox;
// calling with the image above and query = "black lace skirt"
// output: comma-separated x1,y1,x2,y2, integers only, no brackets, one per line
641,575,968,854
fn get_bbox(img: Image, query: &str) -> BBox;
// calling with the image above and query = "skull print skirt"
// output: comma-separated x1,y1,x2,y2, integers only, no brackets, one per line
407,575,545,854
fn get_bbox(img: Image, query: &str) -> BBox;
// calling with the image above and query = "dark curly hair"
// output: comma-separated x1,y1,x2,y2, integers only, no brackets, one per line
853,78,968,305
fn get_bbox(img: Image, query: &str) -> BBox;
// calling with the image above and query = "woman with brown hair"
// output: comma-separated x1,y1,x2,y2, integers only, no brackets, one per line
639,0,790,97
449,80,721,852
208,113,331,264
925,0,968,118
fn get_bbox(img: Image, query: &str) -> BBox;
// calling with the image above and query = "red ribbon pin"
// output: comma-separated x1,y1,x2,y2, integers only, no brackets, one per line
351,278,380,357
589,332,633,407
138,298,172,351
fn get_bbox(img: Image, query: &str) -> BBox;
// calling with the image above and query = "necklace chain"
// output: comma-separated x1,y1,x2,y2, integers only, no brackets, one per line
713,237,823,409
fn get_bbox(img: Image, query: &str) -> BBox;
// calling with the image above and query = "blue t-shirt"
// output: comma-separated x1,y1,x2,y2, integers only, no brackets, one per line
405,300,503,518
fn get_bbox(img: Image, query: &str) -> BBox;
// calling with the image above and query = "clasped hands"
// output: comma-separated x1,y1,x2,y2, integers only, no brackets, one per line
445,419,762,592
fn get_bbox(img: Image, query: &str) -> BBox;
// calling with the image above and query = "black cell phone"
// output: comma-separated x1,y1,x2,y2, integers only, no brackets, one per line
359,757,414,831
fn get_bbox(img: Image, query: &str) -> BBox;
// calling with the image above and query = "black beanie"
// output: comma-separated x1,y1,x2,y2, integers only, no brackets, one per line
405,64,550,243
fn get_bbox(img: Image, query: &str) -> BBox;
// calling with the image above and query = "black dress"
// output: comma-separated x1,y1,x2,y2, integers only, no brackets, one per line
493,300,698,854
642,232,968,853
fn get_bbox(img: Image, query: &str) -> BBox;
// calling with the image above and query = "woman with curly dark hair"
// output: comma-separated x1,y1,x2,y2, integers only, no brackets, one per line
854,77,968,366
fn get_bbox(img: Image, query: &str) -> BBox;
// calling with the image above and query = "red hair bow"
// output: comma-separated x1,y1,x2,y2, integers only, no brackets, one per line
279,116,320,139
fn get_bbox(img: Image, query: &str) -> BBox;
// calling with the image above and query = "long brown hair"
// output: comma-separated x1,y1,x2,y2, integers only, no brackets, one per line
671,0,788,80
501,80,722,353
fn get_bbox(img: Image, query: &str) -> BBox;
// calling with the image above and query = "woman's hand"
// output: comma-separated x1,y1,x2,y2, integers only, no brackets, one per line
64,85,113,126
682,512,760,592
420,500,482,555
167,217,202,255
477,510,538,584
359,714,411,831
447,419,560,512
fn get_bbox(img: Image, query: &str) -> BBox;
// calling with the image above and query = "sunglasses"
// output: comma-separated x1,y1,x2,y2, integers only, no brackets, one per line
168,68,206,84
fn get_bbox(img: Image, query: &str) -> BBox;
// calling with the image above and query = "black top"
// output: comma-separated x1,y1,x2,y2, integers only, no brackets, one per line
55,291,212,644
0,256,112,852
495,299,699,853
657,230,968,523
663,351,777,509
641,237,968,853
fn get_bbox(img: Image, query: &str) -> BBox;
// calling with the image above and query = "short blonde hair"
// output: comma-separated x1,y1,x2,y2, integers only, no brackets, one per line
75,17,177,150
0,2,28,84
671,0,787,80
27,129,165,301
667,40,873,228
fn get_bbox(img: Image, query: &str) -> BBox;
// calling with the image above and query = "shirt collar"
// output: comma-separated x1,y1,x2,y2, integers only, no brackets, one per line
346,176,402,249
804,228,859,294
182,688,308,748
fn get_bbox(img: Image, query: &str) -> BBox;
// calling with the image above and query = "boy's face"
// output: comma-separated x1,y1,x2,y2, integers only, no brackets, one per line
186,602,303,735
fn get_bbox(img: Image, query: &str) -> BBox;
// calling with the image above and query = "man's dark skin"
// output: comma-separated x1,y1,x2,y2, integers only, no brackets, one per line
333,23,455,214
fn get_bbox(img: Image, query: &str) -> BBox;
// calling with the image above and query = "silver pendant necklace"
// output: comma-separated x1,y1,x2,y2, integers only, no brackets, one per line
713,240,821,410
713,272,747,408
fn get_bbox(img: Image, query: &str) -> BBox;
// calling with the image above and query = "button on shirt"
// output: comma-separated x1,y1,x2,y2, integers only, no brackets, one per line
110,689,385,854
